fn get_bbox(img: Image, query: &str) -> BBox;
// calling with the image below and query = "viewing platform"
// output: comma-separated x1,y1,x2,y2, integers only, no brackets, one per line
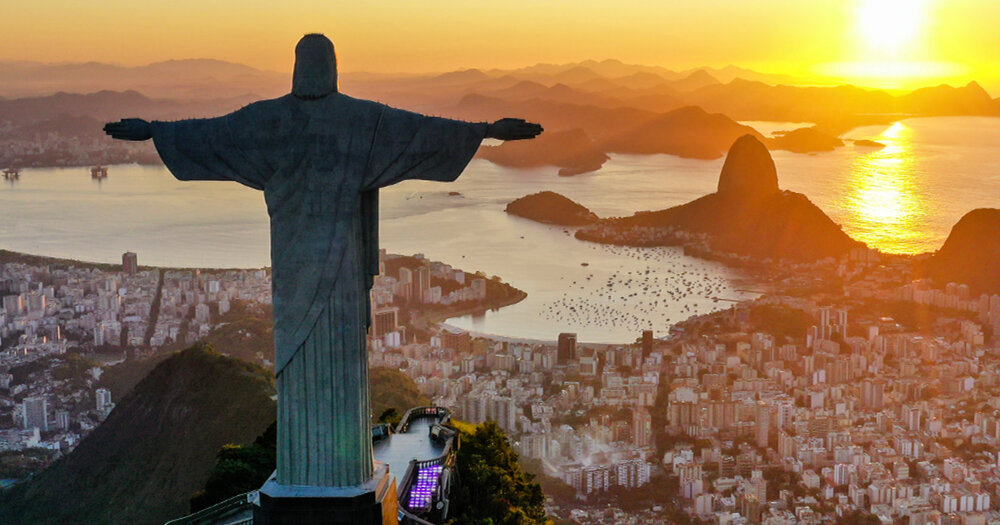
164,406,459,525
374,406,458,524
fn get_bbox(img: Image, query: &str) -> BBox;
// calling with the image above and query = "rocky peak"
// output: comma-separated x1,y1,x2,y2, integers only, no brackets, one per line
717,134,779,198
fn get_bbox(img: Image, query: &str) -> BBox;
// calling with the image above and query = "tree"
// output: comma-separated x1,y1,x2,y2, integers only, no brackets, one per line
189,422,276,512
840,510,880,524
448,421,546,525
378,407,401,428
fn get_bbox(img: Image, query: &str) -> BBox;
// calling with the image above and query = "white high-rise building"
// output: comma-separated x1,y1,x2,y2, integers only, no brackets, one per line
632,408,652,448
615,459,651,488
55,410,71,430
583,465,610,494
22,396,48,431
194,303,211,323
96,388,113,413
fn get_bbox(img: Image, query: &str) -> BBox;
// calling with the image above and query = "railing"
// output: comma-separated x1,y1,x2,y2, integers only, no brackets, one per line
397,452,457,525
394,406,451,434
372,422,392,443
163,490,257,525
393,406,459,524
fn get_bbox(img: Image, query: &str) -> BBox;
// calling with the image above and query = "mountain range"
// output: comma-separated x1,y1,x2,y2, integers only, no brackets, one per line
1,58,998,173
0,59,287,100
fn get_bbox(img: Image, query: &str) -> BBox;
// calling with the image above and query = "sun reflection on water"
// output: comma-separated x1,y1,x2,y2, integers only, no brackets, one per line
844,122,926,254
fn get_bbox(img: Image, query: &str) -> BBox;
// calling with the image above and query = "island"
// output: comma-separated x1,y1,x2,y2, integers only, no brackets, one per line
767,126,843,153
505,191,600,226
853,139,886,149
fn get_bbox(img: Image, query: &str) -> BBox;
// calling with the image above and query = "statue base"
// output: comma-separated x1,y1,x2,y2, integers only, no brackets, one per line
253,462,397,525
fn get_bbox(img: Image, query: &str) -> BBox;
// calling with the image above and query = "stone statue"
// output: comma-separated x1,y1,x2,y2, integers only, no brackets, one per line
104,33,541,517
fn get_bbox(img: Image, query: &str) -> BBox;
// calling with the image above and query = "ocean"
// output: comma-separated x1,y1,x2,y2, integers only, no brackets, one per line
3,116,998,342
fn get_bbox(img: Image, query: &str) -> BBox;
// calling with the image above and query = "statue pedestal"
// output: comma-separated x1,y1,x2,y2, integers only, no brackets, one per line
253,462,397,525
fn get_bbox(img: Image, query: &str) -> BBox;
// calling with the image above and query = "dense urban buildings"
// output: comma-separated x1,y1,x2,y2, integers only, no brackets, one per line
3,242,1000,524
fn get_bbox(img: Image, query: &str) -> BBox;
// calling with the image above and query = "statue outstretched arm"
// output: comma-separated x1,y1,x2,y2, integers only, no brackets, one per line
485,118,543,141
105,113,270,190
103,119,152,141
362,107,543,191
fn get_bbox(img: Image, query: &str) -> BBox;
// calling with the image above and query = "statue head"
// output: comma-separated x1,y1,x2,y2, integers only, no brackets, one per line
292,33,338,99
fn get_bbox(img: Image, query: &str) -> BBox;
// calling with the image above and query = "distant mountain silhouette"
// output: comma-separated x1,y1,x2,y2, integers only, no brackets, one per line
898,81,997,115
581,135,861,261
486,80,626,108
610,71,673,90
452,94,659,141
478,128,609,175
0,90,256,125
429,68,492,86
923,209,1000,294
550,65,607,85
0,90,258,166
4,58,997,172
505,191,600,225
671,69,720,92
601,106,764,159
684,79,999,130
0,345,276,525
684,65,804,85
0,59,287,99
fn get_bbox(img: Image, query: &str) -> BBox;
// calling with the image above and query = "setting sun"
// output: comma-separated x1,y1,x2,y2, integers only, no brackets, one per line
857,0,927,55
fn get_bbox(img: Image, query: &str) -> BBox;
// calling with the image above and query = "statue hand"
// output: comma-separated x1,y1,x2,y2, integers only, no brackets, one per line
486,118,543,141
103,119,152,141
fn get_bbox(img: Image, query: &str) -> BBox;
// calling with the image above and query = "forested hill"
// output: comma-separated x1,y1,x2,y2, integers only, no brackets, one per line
0,345,277,525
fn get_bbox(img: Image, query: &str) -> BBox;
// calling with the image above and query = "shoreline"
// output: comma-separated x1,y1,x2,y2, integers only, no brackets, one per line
1,245,749,347
437,321,649,348
7,115,1000,173
0,248,269,273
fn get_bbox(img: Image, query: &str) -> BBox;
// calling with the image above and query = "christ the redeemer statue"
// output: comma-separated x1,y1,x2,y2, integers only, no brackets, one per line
104,33,540,519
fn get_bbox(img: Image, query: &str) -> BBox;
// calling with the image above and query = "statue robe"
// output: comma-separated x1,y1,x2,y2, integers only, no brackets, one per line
150,93,486,487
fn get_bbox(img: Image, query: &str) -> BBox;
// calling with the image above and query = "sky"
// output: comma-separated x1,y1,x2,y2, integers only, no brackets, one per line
2,0,999,90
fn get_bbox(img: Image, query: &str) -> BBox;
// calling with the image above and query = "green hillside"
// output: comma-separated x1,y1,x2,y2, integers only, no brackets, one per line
0,345,277,525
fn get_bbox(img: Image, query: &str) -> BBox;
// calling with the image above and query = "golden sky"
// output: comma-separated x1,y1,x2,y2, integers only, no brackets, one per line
3,0,999,90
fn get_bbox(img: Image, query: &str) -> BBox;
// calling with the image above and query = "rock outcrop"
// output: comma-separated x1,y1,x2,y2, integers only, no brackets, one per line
767,127,844,153
505,191,599,226
579,135,861,261
717,134,780,198
923,209,1000,293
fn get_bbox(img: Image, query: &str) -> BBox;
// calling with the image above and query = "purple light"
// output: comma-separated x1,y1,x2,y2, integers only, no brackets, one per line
407,464,443,510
